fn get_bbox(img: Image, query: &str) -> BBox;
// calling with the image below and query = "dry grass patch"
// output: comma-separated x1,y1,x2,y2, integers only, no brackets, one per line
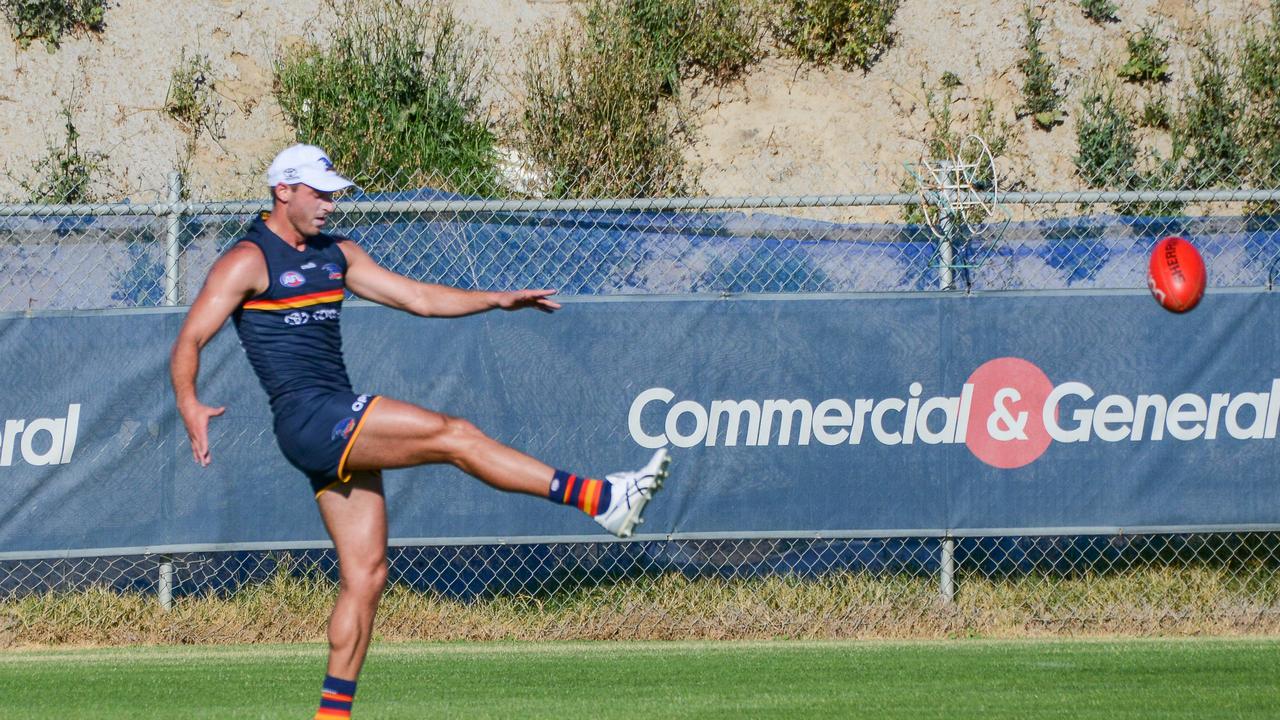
3,565,1277,648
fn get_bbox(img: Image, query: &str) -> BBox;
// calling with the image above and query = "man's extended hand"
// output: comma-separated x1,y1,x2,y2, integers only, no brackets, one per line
497,289,561,313
179,400,227,467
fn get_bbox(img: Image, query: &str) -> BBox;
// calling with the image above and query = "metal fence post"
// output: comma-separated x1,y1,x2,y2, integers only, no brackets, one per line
936,161,956,291
160,172,182,605
158,556,174,611
937,177,957,601
163,171,183,306
940,537,956,604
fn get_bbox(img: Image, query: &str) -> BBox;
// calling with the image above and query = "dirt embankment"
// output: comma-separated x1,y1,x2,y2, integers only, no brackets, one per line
0,0,1269,207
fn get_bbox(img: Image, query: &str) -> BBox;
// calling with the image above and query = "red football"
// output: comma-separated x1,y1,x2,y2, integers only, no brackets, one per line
1147,236,1206,313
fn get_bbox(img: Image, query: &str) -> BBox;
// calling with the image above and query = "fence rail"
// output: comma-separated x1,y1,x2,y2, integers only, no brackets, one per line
6,187,1280,218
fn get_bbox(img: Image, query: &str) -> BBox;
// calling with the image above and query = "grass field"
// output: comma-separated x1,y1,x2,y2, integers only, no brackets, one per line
1,638,1277,719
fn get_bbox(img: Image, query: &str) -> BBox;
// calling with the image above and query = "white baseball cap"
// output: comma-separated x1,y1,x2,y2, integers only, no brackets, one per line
266,144,354,192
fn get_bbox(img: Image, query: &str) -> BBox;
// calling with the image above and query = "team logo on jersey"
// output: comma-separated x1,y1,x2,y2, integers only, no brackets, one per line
279,270,306,288
331,417,356,442
323,263,344,280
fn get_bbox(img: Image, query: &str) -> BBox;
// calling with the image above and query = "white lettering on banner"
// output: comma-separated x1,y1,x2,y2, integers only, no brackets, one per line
987,388,1028,441
666,400,707,448
918,391,967,444
1043,382,1092,443
629,386,972,450
629,388,673,449
708,399,762,447
870,397,904,445
761,399,813,446
0,404,80,467
1042,383,1280,444
627,366,1280,469
812,399,851,445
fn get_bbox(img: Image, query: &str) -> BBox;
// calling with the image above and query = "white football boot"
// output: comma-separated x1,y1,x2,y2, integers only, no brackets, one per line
593,448,670,538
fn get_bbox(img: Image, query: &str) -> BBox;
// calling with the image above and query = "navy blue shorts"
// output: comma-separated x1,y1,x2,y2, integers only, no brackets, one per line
272,391,381,496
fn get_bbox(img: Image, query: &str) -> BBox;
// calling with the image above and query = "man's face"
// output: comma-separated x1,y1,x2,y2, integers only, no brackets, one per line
277,183,336,237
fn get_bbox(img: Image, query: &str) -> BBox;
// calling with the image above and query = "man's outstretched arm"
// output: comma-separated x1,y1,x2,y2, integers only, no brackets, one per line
339,240,561,317
170,244,264,466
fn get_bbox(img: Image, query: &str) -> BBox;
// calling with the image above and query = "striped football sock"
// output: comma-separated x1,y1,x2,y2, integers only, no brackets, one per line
548,469,612,516
314,674,357,719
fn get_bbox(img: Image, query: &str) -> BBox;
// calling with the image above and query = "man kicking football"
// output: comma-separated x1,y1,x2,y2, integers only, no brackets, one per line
169,143,670,720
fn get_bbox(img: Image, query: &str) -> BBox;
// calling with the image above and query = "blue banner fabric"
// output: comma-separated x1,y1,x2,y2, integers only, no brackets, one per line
2,291,1278,554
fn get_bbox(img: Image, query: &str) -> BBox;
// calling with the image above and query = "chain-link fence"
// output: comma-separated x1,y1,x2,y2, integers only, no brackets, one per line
4,165,1280,311
3,161,1280,640
3,533,1278,643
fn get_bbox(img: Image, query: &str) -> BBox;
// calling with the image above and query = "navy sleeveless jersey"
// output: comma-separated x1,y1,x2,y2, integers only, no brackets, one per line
231,218,353,409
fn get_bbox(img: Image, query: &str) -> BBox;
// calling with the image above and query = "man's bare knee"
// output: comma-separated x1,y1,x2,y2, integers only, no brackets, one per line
370,561,388,596
342,558,388,599
437,415,488,462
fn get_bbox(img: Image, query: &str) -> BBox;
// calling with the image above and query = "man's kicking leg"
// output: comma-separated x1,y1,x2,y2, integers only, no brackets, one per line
343,397,668,537
311,471,387,720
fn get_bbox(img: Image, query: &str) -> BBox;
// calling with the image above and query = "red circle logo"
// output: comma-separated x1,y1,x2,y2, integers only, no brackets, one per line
964,357,1054,469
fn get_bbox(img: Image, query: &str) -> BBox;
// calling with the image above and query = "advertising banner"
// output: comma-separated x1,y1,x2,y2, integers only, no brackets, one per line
2,291,1278,554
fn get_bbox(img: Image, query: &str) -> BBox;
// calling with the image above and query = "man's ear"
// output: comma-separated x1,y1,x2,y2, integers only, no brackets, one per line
272,183,291,204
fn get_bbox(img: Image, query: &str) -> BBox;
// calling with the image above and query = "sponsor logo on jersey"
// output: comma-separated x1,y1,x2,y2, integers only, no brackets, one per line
300,262,317,270
284,311,309,326
351,395,370,412
280,271,306,288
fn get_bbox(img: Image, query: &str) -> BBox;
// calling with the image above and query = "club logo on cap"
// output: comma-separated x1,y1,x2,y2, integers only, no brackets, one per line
267,144,353,191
